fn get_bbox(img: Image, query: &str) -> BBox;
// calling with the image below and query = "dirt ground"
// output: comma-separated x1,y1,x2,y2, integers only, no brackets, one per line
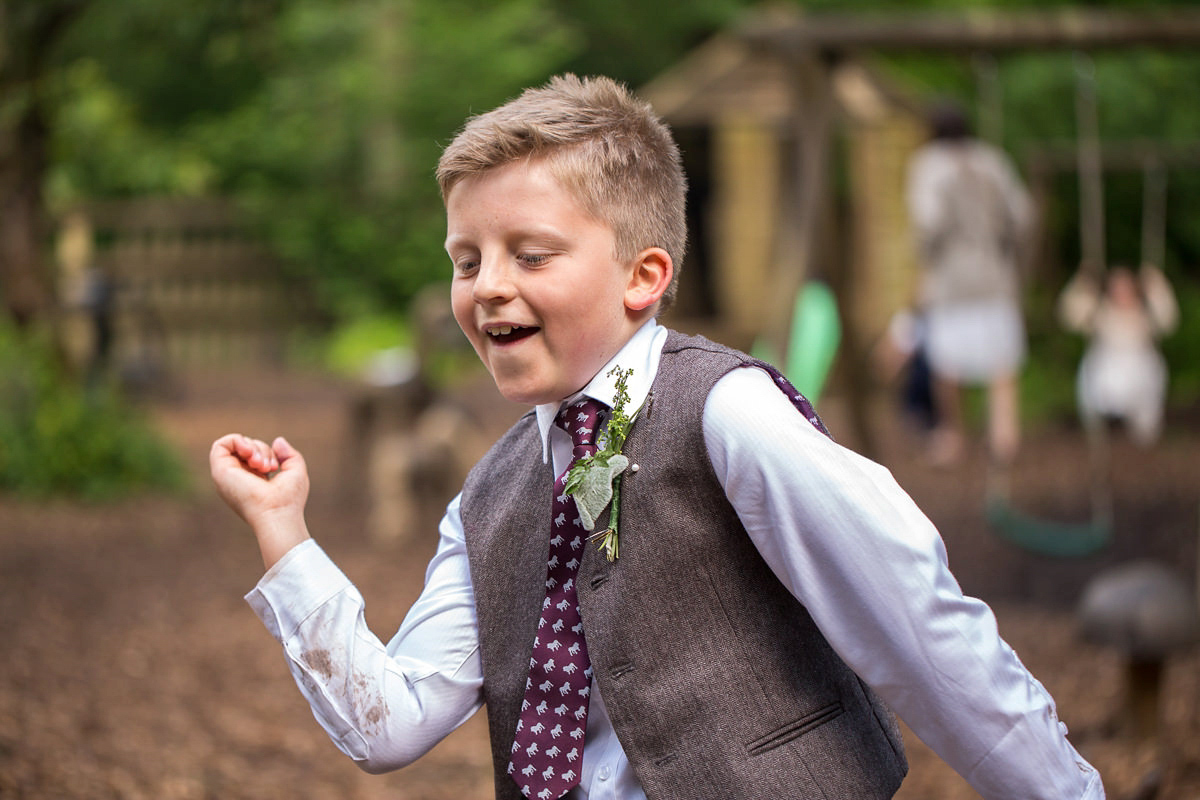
2,364,1199,799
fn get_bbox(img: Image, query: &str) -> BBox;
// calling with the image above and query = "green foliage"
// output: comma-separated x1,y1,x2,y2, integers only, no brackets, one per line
48,0,583,319
324,313,412,377
1022,319,1086,427
0,326,188,500
23,0,1200,412
1162,277,1200,402
553,0,745,87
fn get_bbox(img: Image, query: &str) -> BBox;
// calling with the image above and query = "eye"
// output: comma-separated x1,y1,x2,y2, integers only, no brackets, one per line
452,257,479,276
518,253,551,267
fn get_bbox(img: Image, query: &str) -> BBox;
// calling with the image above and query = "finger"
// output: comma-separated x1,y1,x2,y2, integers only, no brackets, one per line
230,434,259,462
212,434,259,469
210,434,247,475
272,437,305,475
212,433,245,457
272,436,299,463
231,435,277,475
210,437,269,493
252,439,279,472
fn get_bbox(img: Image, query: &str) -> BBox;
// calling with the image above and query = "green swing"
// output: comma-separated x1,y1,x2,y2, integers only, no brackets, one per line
986,494,1111,558
999,156,1171,558
986,53,1118,558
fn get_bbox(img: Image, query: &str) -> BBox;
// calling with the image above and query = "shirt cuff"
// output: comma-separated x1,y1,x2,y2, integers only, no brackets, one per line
244,538,354,641
1080,768,1106,800
966,709,1104,799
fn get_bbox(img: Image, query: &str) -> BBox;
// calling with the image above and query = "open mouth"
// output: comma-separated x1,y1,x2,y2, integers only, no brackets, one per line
485,324,539,345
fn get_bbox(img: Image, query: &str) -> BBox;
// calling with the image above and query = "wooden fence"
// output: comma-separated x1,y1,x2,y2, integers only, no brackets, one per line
57,197,322,378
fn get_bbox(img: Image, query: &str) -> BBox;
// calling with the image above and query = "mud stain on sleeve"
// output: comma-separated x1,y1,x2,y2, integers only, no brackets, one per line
300,648,386,734
354,670,387,734
302,648,335,681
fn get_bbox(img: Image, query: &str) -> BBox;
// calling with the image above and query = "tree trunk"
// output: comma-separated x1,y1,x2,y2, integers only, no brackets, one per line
0,94,52,328
0,0,91,329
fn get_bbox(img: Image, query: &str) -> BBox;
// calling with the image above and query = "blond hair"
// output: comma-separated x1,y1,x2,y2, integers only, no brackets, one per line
437,74,687,309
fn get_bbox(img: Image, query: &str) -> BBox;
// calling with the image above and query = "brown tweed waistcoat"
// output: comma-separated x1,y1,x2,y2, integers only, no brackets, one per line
461,331,907,800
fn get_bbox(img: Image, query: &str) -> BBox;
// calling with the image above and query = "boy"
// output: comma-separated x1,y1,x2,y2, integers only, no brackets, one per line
211,75,1103,799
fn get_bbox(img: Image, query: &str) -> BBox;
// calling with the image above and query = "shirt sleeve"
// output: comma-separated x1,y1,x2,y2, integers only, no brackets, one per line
702,366,1104,800
244,492,484,773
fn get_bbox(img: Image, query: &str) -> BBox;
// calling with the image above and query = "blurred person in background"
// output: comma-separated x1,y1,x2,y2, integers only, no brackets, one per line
906,100,1033,469
873,307,939,437
1058,264,1178,446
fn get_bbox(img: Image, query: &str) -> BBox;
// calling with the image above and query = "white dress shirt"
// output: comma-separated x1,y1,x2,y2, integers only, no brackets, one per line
246,319,1104,799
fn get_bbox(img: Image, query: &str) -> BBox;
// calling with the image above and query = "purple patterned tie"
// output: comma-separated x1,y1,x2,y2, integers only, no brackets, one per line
508,397,605,800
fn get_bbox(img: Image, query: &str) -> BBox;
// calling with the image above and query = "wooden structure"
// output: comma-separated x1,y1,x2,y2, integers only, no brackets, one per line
56,197,321,382
733,7,1200,342
1023,139,1200,276
644,6,1200,453
740,9,1200,53
641,9,926,356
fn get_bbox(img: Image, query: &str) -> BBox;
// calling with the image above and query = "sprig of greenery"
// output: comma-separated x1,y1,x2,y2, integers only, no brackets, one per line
564,365,635,561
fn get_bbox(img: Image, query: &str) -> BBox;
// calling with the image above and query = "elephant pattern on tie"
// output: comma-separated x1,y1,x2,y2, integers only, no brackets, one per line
508,397,606,800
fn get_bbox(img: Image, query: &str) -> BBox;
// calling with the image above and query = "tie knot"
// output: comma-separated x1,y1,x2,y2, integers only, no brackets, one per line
556,397,606,452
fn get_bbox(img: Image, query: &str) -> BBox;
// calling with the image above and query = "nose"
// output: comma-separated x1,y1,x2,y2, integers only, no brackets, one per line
471,255,516,305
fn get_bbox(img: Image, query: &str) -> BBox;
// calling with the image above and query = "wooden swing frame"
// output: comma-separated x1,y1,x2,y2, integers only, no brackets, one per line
741,9,1200,555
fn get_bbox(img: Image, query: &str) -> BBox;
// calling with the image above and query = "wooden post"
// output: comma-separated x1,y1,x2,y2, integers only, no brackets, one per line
54,210,96,373
767,51,879,456
766,50,836,364
741,9,1200,55
712,115,784,342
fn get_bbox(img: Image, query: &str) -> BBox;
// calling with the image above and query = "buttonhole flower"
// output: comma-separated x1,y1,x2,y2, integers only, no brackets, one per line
563,366,640,562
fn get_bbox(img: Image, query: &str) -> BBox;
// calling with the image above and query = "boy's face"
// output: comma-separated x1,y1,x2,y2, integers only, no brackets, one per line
445,158,645,405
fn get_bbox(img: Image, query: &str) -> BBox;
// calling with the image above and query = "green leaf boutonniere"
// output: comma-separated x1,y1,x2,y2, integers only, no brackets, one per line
563,365,640,562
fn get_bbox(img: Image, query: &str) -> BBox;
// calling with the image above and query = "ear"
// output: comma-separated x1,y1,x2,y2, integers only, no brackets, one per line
624,247,673,313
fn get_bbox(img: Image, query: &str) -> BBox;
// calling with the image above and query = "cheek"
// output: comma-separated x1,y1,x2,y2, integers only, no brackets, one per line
449,285,472,331
565,307,619,362
450,286,483,349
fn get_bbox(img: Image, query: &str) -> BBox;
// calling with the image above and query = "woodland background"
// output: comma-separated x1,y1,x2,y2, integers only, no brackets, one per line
4,2,1200,798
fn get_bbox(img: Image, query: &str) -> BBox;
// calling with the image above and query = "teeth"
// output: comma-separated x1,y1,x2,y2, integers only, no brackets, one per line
489,325,516,336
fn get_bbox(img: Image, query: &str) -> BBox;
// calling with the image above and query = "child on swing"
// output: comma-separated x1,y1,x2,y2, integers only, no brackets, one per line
1058,263,1178,445
211,75,1103,799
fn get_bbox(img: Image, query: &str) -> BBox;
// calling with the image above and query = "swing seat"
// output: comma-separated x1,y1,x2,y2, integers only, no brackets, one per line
985,496,1112,558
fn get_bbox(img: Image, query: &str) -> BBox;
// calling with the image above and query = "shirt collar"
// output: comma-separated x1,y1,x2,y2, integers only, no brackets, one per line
535,318,664,463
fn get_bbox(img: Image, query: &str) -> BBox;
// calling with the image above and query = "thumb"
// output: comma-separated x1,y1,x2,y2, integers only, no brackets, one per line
271,437,308,478
272,436,297,459
272,437,306,474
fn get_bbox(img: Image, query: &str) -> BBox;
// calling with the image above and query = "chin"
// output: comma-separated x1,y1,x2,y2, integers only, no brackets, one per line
495,376,581,407
491,377,549,406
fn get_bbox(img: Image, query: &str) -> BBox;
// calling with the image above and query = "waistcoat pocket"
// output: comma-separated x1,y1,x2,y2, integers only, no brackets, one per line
745,701,844,755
